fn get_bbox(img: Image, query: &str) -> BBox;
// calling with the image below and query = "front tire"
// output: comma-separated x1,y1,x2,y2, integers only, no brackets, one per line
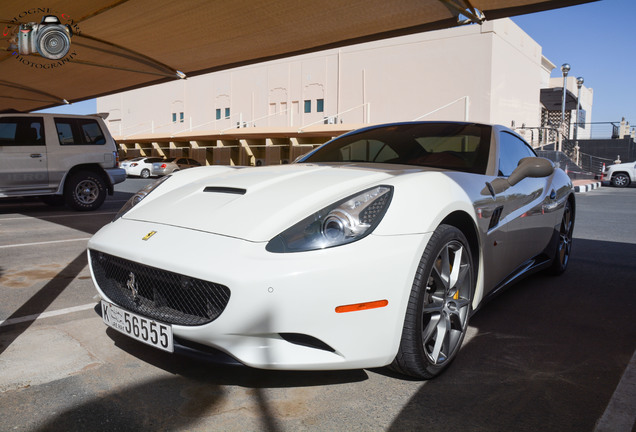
611,173,630,188
64,171,107,211
140,168,151,179
391,224,474,379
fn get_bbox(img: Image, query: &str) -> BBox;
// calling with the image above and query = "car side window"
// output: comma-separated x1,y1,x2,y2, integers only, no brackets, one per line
79,120,106,144
498,132,536,177
0,117,45,146
56,121,75,145
54,118,106,145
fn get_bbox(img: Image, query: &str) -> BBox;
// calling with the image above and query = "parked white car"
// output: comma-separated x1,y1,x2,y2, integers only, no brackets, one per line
602,161,635,187
89,121,575,379
121,157,164,178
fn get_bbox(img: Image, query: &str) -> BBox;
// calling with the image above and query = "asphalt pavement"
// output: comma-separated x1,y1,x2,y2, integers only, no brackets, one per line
0,179,634,431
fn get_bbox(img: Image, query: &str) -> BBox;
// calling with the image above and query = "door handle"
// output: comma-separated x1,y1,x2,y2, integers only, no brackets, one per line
30,153,43,158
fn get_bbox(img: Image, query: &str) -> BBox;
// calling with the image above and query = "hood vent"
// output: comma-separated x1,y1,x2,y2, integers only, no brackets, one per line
203,186,247,195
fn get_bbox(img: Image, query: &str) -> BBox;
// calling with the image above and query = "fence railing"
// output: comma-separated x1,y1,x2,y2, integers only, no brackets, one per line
517,124,628,176
516,126,562,149
412,96,470,121
579,152,614,175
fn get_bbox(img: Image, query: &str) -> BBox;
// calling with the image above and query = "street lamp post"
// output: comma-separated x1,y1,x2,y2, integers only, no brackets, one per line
575,76,584,165
560,63,570,152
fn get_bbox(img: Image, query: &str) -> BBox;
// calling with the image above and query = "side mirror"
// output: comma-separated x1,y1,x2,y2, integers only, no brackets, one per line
508,157,555,186
483,157,554,196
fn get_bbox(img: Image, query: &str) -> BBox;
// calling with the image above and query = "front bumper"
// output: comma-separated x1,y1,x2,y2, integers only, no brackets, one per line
88,218,429,370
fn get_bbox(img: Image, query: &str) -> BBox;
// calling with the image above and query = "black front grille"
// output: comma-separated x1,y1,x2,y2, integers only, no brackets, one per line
90,250,230,326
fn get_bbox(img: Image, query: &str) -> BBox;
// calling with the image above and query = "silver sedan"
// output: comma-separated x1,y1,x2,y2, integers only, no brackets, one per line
152,157,202,176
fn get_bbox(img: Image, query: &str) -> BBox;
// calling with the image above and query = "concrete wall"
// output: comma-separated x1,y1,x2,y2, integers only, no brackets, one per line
98,18,550,140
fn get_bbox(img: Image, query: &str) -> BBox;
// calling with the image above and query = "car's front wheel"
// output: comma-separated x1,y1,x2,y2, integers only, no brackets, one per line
140,168,151,179
64,171,107,211
611,173,630,187
391,224,474,379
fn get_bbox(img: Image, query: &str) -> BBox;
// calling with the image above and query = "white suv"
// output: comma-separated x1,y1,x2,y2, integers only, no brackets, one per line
0,113,126,210
602,161,635,188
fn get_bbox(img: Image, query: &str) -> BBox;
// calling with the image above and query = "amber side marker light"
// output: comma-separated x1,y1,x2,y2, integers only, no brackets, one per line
335,300,388,313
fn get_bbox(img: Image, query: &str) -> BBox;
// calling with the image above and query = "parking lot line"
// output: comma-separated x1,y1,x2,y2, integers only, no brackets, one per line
0,303,96,327
594,349,636,432
0,211,116,221
0,238,91,249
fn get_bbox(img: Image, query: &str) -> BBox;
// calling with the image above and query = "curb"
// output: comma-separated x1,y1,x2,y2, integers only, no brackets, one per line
573,182,601,193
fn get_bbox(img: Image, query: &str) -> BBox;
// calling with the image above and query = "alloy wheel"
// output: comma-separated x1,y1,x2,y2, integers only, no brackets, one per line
557,202,573,268
612,174,629,187
421,239,471,366
75,179,99,204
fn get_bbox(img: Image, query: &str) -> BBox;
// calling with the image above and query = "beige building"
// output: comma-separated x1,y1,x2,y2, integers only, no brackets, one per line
97,18,593,165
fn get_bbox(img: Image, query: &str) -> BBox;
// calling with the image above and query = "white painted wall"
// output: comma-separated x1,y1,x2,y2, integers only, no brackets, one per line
98,18,558,139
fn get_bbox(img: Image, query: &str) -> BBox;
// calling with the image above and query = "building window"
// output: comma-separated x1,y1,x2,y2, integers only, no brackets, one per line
216,109,221,120
316,99,324,113
179,112,184,123
225,108,230,119
172,113,177,123
578,109,587,129
304,100,311,113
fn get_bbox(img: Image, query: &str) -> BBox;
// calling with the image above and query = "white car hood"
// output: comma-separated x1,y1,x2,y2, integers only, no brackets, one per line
607,162,633,170
125,163,416,242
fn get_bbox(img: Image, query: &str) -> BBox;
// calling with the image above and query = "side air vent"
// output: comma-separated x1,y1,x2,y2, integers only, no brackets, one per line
488,206,504,230
279,333,336,352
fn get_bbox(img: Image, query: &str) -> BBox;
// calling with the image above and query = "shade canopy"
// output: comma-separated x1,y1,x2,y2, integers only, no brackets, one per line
1,0,596,113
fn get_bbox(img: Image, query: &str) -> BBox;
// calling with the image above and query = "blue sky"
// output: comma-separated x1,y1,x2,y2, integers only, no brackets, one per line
513,0,635,123
40,0,634,126
37,98,96,115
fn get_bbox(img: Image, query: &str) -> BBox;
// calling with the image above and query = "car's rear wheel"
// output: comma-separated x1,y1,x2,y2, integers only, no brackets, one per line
611,173,630,187
391,224,474,379
64,171,107,211
550,199,574,275
140,168,151,179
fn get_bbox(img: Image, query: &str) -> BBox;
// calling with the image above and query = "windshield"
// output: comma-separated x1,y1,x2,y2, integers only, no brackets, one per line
301,122,491,174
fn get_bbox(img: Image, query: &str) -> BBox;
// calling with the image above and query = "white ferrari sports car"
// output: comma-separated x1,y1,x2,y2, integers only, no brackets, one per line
88,121,575,379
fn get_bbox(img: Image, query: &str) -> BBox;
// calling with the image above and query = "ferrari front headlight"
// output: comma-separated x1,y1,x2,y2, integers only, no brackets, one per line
266,186,393,253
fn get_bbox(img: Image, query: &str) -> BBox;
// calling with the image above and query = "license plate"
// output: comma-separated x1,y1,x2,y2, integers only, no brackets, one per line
101,301,174,353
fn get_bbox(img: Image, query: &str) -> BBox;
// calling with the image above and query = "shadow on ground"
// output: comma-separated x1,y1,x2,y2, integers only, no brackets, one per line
0,191,133,234
388,237,636,432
